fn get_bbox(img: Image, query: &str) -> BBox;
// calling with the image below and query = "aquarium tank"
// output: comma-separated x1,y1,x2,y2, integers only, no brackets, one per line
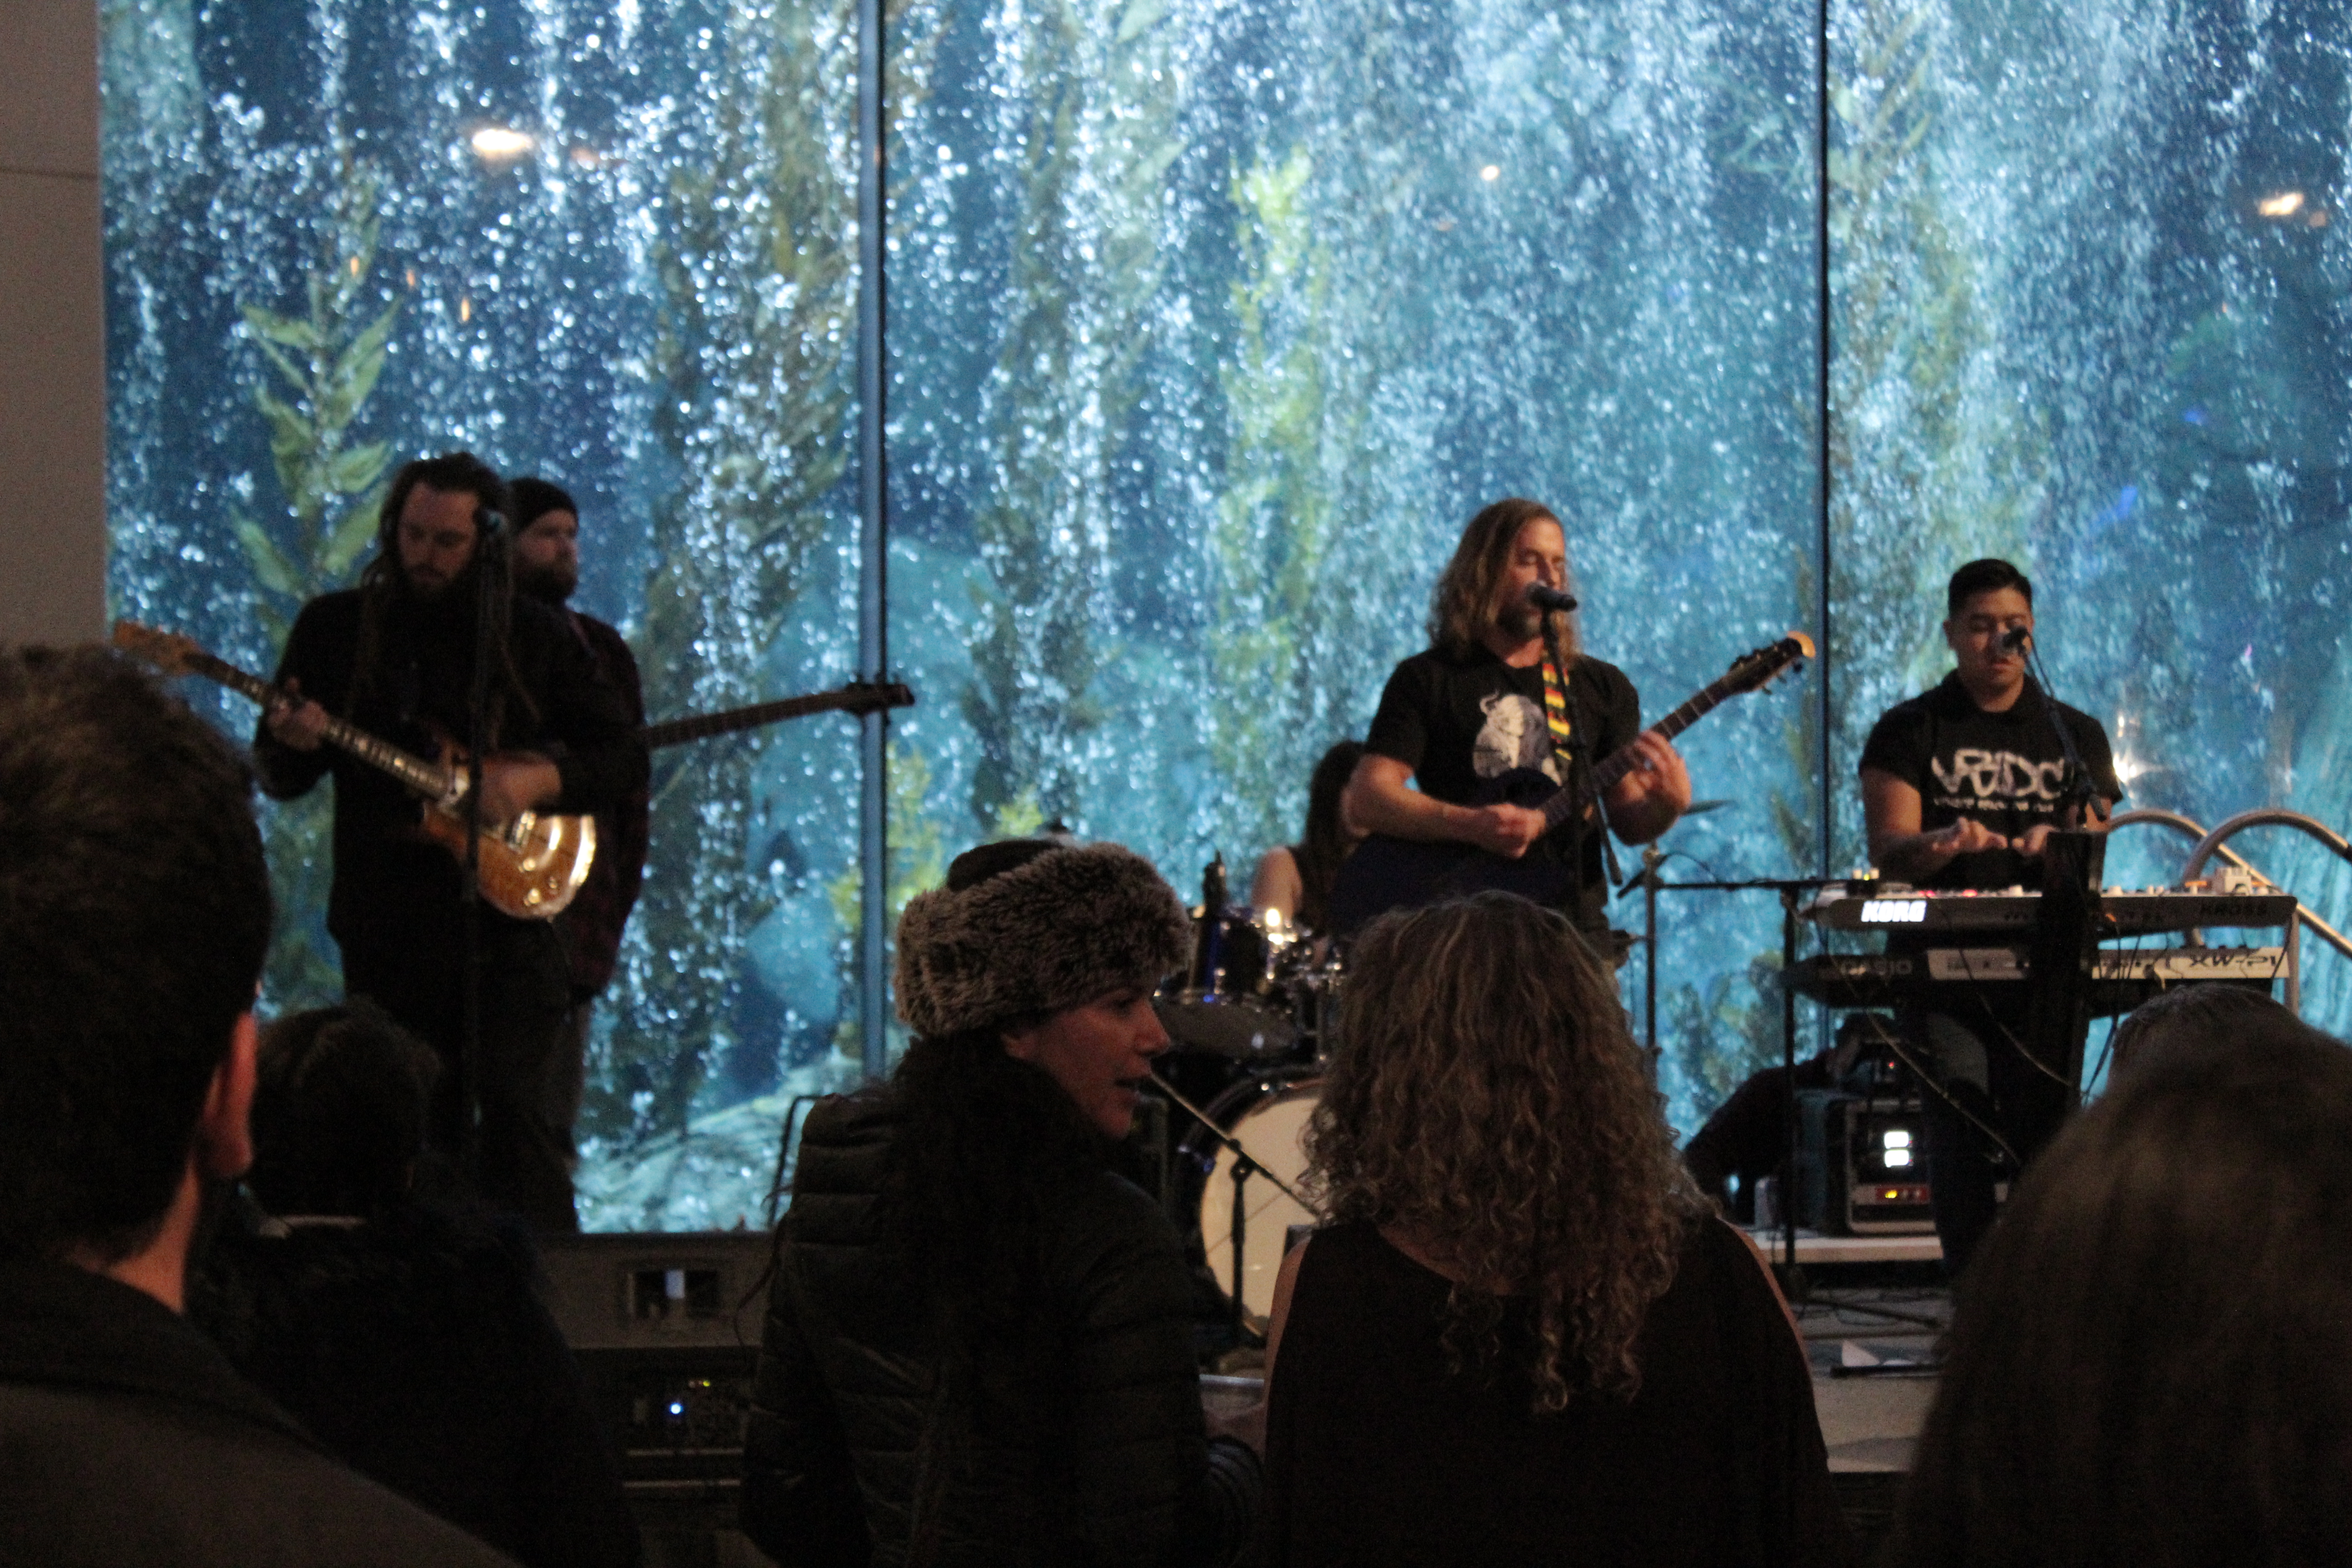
102,0,2352,1228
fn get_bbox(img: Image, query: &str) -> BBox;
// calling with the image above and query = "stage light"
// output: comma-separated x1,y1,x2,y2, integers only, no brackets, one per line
471,125,536,162
1479,164,1501,183
2256,190,2305,219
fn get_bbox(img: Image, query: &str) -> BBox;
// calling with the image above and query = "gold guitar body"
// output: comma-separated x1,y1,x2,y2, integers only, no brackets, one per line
417,804,598,921
108,619,598,923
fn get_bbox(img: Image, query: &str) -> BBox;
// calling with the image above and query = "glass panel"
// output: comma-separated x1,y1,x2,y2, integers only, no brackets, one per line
887,0,1823,1132
1826,0,2352,1044
100,0,863,1230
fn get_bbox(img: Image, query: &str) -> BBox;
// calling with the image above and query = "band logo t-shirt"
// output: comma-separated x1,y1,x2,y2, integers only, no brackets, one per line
1858,671,2122,892
1365,645,1640,929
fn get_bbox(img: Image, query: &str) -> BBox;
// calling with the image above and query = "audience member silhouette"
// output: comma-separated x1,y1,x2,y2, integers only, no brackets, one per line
192,1003,639,1568
1892,988,2352,1567
0,644,519,1566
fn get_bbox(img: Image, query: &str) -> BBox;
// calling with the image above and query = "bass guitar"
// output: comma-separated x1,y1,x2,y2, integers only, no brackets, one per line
1324,632,1814,936
644,680,915,749
112,620,597,922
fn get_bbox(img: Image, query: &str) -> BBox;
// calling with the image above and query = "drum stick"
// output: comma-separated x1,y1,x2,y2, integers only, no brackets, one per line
1147,1069,1323,1215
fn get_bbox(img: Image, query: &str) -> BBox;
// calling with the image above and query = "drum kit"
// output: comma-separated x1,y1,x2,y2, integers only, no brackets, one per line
1151,861,1345,1337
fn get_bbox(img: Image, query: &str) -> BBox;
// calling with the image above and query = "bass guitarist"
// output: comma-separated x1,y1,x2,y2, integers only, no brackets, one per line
255,452,647,1233
1339,497,1690,950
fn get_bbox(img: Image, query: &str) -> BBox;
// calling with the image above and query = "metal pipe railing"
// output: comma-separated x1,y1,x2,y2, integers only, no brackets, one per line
2107,808,2352,992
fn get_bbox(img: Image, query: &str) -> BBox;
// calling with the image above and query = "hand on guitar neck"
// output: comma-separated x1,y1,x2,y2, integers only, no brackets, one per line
266,681,563,823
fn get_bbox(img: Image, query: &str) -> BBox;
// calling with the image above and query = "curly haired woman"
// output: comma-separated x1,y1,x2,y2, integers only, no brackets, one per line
1259,893,1851,1566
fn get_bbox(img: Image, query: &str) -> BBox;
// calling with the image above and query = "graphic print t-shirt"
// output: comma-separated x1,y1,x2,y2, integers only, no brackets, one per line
1364,646,1640,928
1858,671,2122,892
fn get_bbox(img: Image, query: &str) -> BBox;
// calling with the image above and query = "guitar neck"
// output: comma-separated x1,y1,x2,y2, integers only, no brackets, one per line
192,652,453,801
644,685,906,749
1546,668,1754,831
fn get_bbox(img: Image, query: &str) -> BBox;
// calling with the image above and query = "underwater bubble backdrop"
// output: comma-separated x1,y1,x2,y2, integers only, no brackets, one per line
103,0,2352,1228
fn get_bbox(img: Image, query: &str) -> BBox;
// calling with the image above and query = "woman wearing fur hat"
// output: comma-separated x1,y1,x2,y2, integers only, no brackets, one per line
741,838,1262,1568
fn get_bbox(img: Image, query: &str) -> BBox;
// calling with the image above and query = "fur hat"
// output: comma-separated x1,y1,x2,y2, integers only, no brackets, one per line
895,839,1191,1039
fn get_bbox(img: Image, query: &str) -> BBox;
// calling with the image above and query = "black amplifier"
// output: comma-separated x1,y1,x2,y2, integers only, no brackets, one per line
539,1230,777,1566
1794,1089,1936,1236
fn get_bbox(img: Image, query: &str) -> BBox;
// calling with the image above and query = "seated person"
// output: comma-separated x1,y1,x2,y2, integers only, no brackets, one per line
1260,892,1852,1567
1681,1013,1892,1222
741,838,1261,1567
1249,740,1368,936
191,1003,638,1568
0,645,517,1567
1892,990,2352,1565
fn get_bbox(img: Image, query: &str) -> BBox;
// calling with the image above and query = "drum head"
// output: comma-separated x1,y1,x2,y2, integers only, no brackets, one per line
1189,1076,1322,1328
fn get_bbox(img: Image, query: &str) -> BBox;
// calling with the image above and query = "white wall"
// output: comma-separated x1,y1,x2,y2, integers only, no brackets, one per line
0,0,106,646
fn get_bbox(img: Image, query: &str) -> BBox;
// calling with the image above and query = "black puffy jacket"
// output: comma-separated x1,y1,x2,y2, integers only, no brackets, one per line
740,1090,1254,1567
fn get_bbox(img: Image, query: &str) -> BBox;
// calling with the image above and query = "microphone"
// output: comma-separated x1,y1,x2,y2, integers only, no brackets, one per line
1999,625,2031,652
1527,583,1580,614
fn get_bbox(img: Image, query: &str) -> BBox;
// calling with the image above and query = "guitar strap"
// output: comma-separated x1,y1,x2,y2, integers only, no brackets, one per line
1539,651,1576,753
1540,647,1624,892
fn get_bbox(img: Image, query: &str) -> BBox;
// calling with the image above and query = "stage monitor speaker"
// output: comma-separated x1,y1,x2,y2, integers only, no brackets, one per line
540,1231,777,1568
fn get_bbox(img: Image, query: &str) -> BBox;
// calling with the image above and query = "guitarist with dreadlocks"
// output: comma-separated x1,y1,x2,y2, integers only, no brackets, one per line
255,451,647,1232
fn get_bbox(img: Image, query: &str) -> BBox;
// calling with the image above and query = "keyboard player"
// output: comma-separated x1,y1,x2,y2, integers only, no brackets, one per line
1858,559,2122,1277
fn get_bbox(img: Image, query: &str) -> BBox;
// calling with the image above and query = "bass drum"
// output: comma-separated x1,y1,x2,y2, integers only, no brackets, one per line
1180,1072,1322,1330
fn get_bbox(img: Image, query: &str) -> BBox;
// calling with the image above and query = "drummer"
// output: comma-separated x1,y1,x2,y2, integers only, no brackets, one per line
1249,740,1368,938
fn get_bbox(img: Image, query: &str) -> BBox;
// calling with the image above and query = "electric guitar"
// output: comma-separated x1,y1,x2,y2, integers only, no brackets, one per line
112,620,598,921
1324,632,1815,936
643,680,915,749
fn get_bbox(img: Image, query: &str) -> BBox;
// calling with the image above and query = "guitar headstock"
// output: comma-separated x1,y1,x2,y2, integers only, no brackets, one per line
1721,630,1815,694
111,620,210,677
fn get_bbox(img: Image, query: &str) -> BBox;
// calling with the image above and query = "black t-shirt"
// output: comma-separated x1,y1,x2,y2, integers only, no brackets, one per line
1261,1219,1854,1567
1858,672,2122,892
1364,645,1640,928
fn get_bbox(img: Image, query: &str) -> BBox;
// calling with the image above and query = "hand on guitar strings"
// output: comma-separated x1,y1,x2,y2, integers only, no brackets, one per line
1463,801,1552,859
476,754,564,824
1602,730,1692,842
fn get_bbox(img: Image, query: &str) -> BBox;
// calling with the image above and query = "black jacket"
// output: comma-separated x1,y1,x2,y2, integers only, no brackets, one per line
0,1257,519,1568
190,1203,640,1568
741,1090,1255,1567
250,584,647,951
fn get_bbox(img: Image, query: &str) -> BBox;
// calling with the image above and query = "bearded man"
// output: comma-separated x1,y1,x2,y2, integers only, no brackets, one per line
255,452,646,1231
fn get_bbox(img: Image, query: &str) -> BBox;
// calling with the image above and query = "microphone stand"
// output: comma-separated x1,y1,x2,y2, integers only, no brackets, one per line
2017,632,2099,819
458,507,510,1179
1149,1067,1321,1345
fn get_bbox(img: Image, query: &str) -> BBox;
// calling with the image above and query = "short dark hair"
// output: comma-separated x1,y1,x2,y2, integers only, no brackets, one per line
1946,558,2032,617
507,476,578,530
1893,1003,2352,1565
0,646,272,1261
247,1003,440,1218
